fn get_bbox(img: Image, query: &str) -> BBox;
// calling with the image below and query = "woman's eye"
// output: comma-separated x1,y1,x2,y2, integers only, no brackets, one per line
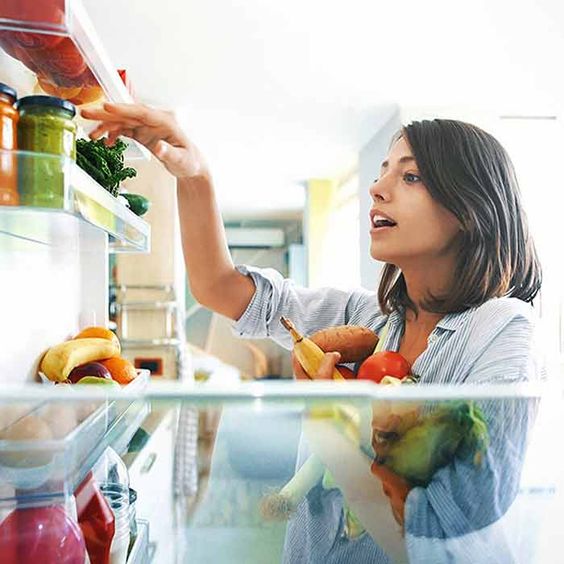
373,177,379,183
403,173,421,184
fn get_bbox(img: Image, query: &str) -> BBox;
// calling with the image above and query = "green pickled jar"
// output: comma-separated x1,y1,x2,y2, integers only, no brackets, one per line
16,95,77,208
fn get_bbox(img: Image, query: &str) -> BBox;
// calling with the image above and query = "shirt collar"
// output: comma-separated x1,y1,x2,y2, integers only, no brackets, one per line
435,308,473,332
389,306,472,332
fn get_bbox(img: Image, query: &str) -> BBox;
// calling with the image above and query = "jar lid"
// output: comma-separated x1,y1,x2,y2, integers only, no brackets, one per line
15,95,76,117
0,82,17,102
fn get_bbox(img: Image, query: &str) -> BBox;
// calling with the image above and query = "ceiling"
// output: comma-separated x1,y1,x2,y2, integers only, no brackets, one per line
84,0,564,219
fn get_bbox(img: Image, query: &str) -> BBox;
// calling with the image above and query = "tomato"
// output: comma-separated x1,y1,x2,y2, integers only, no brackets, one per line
78,67,99,87
12,30,65,50
1,0,66,25
0,30,19,59
357,351,411,383
0,4,65,49
336,365,356,380
35,38,87,81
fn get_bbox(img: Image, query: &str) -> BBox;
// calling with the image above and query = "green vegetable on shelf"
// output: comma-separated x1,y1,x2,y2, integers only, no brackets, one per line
76,137,137,197
121,193,150,217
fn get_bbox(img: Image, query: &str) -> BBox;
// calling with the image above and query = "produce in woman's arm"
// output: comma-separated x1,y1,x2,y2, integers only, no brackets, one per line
283,318,379,381
357,351,411,383
372,400,489,485
306,325,379,364
281,316,347,380
260,454,325,520
371,400,489,527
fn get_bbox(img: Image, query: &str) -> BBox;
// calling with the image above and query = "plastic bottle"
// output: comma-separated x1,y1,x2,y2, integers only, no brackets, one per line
94,448,131,564
101,488,130,564
93,447,129,490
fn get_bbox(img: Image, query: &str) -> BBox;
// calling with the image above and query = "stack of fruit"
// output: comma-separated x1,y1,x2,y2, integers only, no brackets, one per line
39,326,138,389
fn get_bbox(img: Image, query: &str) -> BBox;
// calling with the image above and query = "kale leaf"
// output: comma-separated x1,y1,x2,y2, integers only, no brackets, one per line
76,138,137,197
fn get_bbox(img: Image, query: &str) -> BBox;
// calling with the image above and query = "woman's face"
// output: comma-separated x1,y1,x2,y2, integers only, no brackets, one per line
368,136,461,267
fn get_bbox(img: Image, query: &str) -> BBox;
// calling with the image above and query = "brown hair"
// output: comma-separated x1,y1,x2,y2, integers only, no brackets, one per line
378,119,542,315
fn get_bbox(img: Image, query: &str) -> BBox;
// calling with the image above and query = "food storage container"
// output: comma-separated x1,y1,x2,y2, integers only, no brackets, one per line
15,94,77,207
0,82,19,206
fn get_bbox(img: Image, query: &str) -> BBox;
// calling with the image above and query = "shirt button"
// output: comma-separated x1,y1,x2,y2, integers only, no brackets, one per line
428,333,438,344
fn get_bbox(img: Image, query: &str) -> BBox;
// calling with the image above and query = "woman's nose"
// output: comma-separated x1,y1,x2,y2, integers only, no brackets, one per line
369,178,387,202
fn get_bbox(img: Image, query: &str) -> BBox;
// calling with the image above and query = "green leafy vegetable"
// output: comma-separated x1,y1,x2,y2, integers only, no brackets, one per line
76,138,137,197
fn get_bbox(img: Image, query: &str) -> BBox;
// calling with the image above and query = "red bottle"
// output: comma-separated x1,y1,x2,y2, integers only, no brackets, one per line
75,471,115,564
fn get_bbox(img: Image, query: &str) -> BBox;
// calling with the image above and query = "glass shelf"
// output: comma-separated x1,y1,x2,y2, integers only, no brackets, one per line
0,149,151,253
0,370,150,497
0,0,149,160
1,380,563,563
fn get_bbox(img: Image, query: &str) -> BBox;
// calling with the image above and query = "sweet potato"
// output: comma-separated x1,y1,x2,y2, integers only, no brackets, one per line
310,325,378,363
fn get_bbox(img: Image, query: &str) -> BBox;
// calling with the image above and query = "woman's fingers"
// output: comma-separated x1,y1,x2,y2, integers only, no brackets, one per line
292,351,341,380
81,107,143,127
81,102,205,179
102,102,166,127
153,140,193,177
292,353,310,380
315,352,341,379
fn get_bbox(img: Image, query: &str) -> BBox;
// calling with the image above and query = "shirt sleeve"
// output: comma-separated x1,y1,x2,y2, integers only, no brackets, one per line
404,312,542,561
231,264,380,350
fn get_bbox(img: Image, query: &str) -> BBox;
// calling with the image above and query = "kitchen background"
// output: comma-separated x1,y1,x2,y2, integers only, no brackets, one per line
98,0,564,379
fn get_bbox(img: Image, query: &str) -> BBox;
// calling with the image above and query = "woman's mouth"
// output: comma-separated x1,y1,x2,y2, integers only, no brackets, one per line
370,212,398,233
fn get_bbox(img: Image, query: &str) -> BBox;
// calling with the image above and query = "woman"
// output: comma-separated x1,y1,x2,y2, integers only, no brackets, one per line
83,104,544,561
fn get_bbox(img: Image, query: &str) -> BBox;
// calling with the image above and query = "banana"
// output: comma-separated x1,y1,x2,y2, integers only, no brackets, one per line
280,317,344,380
40,338,120,382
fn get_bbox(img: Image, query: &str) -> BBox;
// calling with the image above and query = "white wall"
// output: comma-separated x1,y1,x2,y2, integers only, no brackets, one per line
0,214,107,382
358,108,402,291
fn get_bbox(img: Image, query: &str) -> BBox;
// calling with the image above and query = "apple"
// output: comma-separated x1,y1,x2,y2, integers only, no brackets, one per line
0,505,85,564
68,362,111,384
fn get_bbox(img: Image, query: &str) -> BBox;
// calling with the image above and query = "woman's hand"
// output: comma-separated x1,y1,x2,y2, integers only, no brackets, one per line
292,351,342,380
81,102,208,180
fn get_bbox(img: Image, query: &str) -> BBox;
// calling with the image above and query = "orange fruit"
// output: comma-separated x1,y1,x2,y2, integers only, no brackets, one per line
72,85,104,105
99,357,137,385
74,326,120,351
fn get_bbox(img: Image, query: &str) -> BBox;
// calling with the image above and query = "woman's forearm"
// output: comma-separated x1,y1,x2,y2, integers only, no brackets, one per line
176,175,256,320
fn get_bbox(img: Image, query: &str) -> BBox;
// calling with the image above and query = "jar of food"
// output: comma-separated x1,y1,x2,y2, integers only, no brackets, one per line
15,95,76,208
0,82,18,206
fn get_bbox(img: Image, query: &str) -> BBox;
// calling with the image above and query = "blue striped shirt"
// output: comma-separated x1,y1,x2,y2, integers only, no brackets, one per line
232,264,546,563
